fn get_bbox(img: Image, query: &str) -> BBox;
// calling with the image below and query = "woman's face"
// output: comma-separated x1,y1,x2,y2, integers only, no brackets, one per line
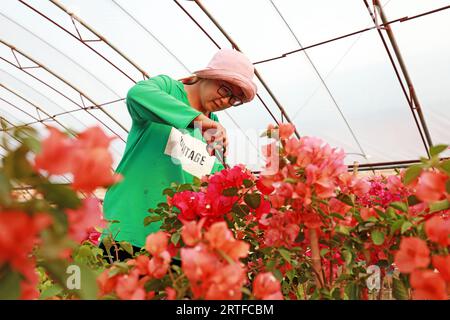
199,79,245,113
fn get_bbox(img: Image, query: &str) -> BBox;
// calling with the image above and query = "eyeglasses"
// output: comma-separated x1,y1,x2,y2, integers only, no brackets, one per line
217,85,243,107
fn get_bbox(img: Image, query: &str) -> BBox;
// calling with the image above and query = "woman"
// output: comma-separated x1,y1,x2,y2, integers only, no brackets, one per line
100,49,257,260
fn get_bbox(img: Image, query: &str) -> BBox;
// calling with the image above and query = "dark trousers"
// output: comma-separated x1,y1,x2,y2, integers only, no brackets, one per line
99,242,141,262
98,243,182,267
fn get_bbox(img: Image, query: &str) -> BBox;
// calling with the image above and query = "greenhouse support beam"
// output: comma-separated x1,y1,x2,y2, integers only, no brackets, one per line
193,0,300,136
0,40,127,142
1,83,77,136
45,0,150,80
363,1,430,158
371,0,434,156
253,4,450,65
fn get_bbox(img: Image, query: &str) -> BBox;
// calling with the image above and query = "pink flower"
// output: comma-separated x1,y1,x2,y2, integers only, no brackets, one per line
432,255,450,283
165,287,177,300
0,211,52,270
115,270,146,300
204,263,247,300
204,222,249,261
253,272,283,300
75,126,115,149
145,232,169,256
66,197,105,244
278,123,295,140
181,219,204,246
34,126,74,175
71,148,121,193
148,251,171,279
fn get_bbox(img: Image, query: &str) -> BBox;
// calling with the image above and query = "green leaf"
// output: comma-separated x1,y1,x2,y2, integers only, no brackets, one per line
330,213,345,220
390,219,404,235
342,249,353,266
39,284,63,300
371,230,385,246
101,234,114,255
446,180,450,194
119,241,134,256
244,193,261,209
171,232,180,245
0,171,12,206
243,179,254,188
407,195,421,207
222,187,238,197
320,248,330,257
162,188,175,197
440,160,450,176
3,145,34,179
345,282,360,300
144,279,164,292
429,199,450,214
272,269,283,281
336,225,350,236
144,215,162,226
386,207,397,219
430,144,448,157
403,164,423,185
389,201,408,213
337,194,354,207
278,248,291,263
178,184,193,192
286,269,296,282
37,183,81,209
0,268,21,299
392,277,409,300
401,221,413,234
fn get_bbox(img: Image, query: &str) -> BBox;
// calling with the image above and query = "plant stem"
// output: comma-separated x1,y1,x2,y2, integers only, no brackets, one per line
309,228,324,289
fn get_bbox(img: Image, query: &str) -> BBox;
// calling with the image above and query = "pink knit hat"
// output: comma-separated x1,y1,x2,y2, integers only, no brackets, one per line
193,49,257,103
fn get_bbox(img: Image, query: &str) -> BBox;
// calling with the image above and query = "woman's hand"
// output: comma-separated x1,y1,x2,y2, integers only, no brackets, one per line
191,114,228,157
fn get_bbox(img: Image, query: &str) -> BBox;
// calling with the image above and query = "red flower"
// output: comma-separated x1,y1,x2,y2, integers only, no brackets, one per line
278,123,295,140
145,231,169,256
253,272,283,300
66,197,105,244
415,171,447,203
394,237,430,273
360,207,378,221
148,251,171,279
410,269,447,300
204,263,247,300
204,222,249,261
34,126,73,175
181,246,222,298
97,268,120,297
165,287,177,300
432,255,450,283
75,126,115,149
0,211,52,270
71,148,121,193
256,178,274,195
425,215,450,247
115,270,146,300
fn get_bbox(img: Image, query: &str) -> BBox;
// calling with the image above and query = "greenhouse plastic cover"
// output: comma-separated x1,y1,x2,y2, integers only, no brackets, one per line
1,0,449,177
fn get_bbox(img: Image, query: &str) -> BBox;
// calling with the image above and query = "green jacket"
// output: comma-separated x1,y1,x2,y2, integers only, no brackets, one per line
102,75,224,248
